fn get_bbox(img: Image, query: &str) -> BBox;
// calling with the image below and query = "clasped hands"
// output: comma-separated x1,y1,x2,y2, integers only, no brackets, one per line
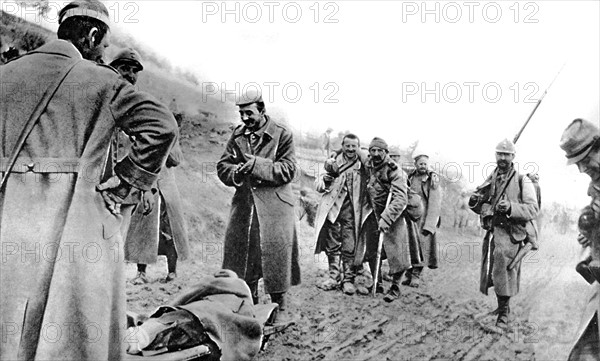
235,153,256,176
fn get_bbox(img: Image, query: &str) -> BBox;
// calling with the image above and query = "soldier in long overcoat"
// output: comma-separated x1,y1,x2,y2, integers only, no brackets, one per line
405,153,442,287
0,2,178,360
125,141,190,282
314,134,371,294
560,118,600,361
217,90,300,325
107,49,189,284
470,139,538,329
356,137,410,302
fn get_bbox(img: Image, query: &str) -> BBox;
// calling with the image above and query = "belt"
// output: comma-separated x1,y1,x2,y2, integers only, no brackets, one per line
0,157,94,173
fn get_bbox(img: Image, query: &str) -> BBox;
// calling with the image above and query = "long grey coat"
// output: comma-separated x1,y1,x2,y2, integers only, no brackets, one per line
313,152,370,266
0,40,177,361
408,170,442,269
358,156,411,274
217,117,301,294
125,141,190,264
475,167,539,296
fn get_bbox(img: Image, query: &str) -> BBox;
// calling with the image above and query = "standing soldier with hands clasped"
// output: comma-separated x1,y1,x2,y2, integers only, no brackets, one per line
217,89,301,327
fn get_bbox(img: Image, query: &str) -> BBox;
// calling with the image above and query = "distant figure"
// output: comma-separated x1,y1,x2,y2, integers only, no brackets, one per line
559,208,570,234
169,97,183,126
405,152,442,288
169,97,179,113
322,127,333,156
454,192,470,229
389,146,402,164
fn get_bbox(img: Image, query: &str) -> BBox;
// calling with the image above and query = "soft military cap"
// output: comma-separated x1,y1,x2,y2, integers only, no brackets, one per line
58,0,110,26
110,48,144,70
559,118,600,165
369,137,388,151
495,139,516,154
236,88,263,107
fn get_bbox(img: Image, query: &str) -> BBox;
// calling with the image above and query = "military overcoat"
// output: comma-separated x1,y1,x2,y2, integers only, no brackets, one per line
313,151,371,266
217,116,301,294
408,169,442,269
125,141,190,264
476,166,539,296
357,156,414,274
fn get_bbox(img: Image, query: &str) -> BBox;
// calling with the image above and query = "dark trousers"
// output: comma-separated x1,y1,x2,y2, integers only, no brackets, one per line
246,206,263,285
321,195,356,263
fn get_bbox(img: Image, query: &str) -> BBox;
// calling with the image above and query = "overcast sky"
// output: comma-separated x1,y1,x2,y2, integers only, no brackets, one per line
3,0,599,206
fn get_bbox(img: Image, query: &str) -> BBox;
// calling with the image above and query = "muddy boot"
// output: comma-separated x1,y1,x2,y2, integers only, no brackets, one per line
401,268,412,286
495,295,511,329
319,255,341,291
383,271,403,303
409,267,423,288
342,261,357,295
354,263,371,295
268,292,295,328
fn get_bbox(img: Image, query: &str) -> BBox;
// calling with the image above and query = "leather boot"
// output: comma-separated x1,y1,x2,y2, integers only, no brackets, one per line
319,255,341,290
409,267,423,288
384,271,404,302
495,295,510,329
268,292,295,327
342,261,357,295
368,259,384,294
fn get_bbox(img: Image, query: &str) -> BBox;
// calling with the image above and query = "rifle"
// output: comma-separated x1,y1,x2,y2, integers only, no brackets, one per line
513,63,565,144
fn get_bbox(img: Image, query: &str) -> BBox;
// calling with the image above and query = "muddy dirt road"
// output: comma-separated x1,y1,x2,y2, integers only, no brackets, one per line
126,214,589,361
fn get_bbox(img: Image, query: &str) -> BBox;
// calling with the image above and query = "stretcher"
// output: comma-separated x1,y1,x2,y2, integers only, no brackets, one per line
125,303,280,361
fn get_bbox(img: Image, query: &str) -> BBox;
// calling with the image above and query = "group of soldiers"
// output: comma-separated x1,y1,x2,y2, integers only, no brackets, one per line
0,0,599,360
313,135,442,302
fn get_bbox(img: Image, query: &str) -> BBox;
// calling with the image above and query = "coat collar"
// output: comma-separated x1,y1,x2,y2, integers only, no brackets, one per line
27,39,83,60
233,115,275,142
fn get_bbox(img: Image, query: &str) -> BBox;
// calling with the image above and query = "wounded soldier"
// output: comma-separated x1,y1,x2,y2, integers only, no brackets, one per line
125,270,281,361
